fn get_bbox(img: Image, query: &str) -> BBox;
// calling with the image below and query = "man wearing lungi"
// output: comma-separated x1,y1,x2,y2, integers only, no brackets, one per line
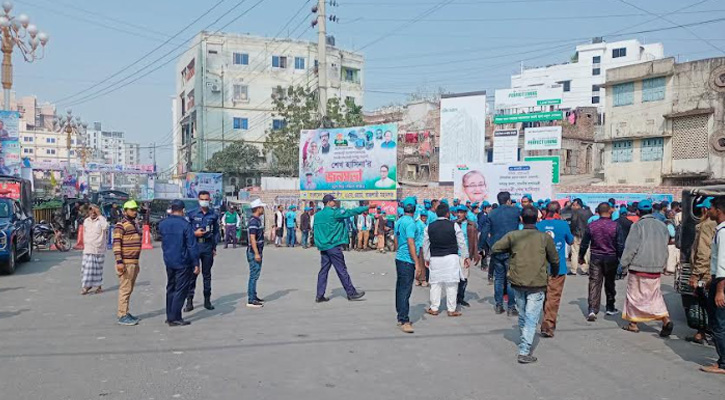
81,204,108,295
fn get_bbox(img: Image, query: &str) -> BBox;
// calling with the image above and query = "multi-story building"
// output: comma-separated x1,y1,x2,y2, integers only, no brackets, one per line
510,38,664,112
600,56,725,186
174,32,365,175
125,143,140,165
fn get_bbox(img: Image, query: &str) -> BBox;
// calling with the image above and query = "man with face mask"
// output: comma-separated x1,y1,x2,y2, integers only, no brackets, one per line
185,190,220,312
81,204,109,295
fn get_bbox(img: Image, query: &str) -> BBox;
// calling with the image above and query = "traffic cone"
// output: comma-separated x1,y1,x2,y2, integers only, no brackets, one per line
142,224,153,250
73,225,84,250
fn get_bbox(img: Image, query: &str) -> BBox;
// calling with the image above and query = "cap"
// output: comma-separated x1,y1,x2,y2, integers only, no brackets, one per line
322,194,336,204
250,199,266,209
170,199,185,211
472,202,479,208
696,197,714,208
465,200,471,205
638,199,653,211
123,200,138,210
523,193,533,201
401,196,416,207
482,201,491,208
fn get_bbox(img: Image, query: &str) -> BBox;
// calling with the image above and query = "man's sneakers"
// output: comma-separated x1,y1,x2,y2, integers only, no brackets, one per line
587,312,597,322
117,314,139,326
348,291,366,301
315,296,330,303
246,300,264,308
507,308,519,317
540,330,554,338
458,300,471,308
400,322,414,334
605,307,620,316
495,305,505,314
517,354,538,364
167,320,191,327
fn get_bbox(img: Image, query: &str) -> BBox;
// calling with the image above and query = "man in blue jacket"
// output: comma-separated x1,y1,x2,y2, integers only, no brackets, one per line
480,192,520,315
159,200,200,326
185,191,220,312
536,202,574,337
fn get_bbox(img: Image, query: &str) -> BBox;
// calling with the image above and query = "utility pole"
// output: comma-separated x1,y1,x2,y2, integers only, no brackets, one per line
221,65,225,150
316,0,327,120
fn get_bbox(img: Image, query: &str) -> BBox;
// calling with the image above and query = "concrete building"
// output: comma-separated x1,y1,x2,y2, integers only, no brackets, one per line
125,143,141,166
511,39,664,112
365,101,440,184
174,32,365,175
600,57,725,186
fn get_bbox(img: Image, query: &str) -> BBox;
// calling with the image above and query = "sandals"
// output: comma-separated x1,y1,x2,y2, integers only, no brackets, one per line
414,281,422,287
425,308,439,316
95,287,103,294
621,324,640,333
81,288,90,295
447,311,462,317
660,321,674,337
700,364,725,374
421,282,429,287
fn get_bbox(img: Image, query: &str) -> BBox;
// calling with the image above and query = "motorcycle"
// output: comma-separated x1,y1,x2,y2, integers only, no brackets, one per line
33,220,72,252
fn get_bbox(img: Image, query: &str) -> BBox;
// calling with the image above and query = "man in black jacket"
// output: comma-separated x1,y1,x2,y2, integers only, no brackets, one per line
569,198,593,275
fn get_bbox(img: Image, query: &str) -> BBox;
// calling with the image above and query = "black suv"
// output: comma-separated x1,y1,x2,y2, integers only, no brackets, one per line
148,198,199,241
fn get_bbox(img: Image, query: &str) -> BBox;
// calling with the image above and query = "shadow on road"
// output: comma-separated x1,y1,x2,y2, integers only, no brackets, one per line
14,250,82,276
0,286,24,294
187,291,246,322
0,308,30,319
263,289,297,302
103,280,151,293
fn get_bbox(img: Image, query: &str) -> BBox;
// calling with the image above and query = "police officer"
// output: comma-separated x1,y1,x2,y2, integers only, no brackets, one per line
159,200,200,326
185,190,220,312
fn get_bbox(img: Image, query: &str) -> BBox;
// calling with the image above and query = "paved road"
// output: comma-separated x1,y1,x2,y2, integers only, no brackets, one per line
0,245,723,400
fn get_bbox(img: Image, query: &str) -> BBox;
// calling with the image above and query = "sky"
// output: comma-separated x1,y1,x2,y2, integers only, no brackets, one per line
9,0,725,168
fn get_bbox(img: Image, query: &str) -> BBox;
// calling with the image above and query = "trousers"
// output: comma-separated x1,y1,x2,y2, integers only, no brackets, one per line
707,279,725,369
317,246,357,298
571,236,590,273
224,224,237,247
541,274,566,333
301,230,310,248
166,267,192,322
430,282,458,312
188,251,214,301
357,230,370,250
588,255,618,314
286,228,296,246
492,253,516,309
515,288,545,356
395,260,416,323
246,251,263,303
117,264,139,318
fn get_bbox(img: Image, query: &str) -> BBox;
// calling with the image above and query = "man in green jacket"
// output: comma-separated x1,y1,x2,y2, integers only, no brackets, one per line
314,194,369,303
492,206,559,365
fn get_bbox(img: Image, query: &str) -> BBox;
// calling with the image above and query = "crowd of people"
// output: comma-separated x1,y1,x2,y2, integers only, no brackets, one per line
74,189,724,372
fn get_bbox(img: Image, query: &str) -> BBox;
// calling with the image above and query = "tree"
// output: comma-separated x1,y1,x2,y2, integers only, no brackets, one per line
205,141,261,174
264,85,364,176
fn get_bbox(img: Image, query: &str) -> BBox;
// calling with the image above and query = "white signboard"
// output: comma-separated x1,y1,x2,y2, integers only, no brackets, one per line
439,92,487,182
524,126,562,151
494,87,563,111
493,129,519,163
453,162,553,203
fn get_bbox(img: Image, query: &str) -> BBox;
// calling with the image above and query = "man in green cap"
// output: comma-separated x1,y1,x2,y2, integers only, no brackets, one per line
113,200,143,326
314,194,369,302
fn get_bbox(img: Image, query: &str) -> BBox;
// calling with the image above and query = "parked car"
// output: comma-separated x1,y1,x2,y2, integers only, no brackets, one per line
148,198,199,241
225,200,253,245
0,197,34,274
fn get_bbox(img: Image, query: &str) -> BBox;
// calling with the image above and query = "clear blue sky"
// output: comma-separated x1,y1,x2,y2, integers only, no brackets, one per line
11,0,725,167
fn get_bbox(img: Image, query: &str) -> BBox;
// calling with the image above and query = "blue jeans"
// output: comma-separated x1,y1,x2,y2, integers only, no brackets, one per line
514,288,545,356
246,251,263,302
491,253,516,309
301,230,310,248
395,259,416,323
708,280,725,369
286,228,296,246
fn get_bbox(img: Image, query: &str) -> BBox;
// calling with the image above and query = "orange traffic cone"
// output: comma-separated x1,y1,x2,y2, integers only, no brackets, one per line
142,224,153,250
73,225,84,250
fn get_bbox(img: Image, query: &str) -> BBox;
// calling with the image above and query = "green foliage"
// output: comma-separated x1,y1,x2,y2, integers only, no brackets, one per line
264,85,364,176
205,141,261,174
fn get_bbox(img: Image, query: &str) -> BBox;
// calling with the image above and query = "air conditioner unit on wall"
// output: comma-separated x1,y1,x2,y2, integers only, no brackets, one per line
245,177,256,186
210,84,221,92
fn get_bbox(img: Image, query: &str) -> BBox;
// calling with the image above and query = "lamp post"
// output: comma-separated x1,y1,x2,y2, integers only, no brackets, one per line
0,1,48,108
55,108,87,171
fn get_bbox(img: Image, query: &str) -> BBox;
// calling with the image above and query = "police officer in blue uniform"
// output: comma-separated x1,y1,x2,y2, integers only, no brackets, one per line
159,200,199,326
185,190,220,312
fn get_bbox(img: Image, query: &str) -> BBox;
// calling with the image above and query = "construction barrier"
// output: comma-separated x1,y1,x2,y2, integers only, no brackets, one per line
142,224,153,250
73,225,84,250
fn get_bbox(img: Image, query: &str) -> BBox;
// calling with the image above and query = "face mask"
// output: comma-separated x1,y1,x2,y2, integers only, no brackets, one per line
199,200,210,208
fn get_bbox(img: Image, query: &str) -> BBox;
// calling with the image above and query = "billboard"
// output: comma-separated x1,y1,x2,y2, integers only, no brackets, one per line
299,123,398,200
557,192,674,206
524,155,560,184
494,87,563,111
493,129,519,163
524,126,562,150
439,92,487,182
184,172,223,205
0,110,20,176
454,162,553,204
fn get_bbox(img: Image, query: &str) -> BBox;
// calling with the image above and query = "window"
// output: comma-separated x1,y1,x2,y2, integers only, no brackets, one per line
592,56,601,64
612,47,627,58
22,148,33,154
70,150,75,156
46,137,56,144
272,119,286,130
233,52,249,65
641,138,664,161
272,56,287,68
233,84,248,102
22,136,33,142
294,57,305,70
46,149,56,155
233,117,248,130
558,80,571,92
592,96,600,104
642,77,666,102
342,67,360,83
592,84,600,93
592,68,601,76
612,82,634,106
611,140,633,163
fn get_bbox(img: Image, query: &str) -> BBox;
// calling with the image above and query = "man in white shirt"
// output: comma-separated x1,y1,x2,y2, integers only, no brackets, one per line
81,205,109,295
702,197,725,375
356,210,372,251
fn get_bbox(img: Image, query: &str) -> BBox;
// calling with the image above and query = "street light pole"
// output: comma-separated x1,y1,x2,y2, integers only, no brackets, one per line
0,2,48,108
56,108,87,171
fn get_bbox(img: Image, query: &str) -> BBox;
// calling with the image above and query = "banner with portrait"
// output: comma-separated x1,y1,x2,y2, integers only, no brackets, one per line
299,123,398,200
184,172,223,205
453,162,553,204
0,110,20,176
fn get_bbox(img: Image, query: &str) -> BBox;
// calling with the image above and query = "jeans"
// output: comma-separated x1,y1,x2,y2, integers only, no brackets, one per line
166,267,192,322
708,280,725,369
588,255,618,314
491,253,516,309
317,245,357,298
301,230,310,248
395,260,416,323
246,251,263,303
188,251,214,301
286,228,296,247
514,288,545,356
